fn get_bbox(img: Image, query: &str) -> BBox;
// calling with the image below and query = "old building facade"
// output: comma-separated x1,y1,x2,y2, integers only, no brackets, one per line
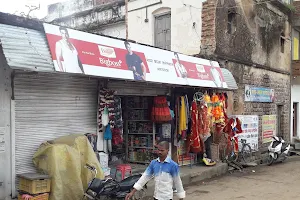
201,0,292,147
46,0,126,38
46,0,202,55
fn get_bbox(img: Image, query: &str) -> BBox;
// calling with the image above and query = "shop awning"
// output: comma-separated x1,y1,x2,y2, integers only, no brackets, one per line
221,68,238,90
0,22,238,90
0,24,54,72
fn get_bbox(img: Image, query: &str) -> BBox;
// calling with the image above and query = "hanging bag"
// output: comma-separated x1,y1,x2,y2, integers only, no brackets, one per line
102,106,109,126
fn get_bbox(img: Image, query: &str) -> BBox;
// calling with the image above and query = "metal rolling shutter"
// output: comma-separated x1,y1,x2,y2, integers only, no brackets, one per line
14,72,98,176
107,80,170,96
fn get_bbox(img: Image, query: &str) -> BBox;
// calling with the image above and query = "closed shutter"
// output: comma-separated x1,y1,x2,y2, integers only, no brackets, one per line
14,72,98,177
107,80,170,96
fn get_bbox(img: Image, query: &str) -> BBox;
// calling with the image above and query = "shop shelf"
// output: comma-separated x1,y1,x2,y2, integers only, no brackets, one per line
128,133,153,135
18,173,51,194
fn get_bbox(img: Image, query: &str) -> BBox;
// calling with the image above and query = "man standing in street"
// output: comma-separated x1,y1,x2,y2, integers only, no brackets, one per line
125,141,186,200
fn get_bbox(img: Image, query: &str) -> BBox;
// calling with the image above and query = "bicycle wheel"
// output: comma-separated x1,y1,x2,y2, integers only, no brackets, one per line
241,144,252,163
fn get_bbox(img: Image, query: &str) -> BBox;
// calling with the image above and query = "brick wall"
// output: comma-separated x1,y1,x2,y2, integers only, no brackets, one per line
200,0,217,56
225,61,291,147
293,1,300,18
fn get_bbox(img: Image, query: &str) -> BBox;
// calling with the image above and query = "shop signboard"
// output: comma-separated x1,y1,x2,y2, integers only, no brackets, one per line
262,115,277,143
231,115,259,151
245,85,275,102
43,23,228,89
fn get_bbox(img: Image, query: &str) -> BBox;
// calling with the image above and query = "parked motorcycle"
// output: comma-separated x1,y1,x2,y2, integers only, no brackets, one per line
267,136,290,166
82,164,146,200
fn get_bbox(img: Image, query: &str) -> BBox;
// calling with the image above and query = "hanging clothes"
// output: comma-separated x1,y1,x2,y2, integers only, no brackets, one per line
179,96,188,138
188,101,203,153
223,117,243,152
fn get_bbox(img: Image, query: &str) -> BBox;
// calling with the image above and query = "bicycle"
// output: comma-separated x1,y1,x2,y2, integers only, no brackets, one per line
222,133,252,164
240,139,252,163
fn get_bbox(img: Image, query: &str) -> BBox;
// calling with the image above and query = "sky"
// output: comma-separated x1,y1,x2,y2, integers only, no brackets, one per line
0,0,65,19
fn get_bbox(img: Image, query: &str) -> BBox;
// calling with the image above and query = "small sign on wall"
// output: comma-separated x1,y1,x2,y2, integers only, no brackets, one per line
262,115,277,143
245,85,275,102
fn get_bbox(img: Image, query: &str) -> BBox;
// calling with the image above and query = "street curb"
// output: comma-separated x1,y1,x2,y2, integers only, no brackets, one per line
143,163,228,195
188,163,228,184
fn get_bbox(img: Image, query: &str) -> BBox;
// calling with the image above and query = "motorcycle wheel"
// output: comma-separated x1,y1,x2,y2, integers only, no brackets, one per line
132,188,147,200
267,153,277,166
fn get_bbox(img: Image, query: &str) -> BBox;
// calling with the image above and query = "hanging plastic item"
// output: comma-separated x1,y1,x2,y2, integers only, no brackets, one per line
102,106,109,126
151,96,172,123
104,124,113,153
104,124,113,140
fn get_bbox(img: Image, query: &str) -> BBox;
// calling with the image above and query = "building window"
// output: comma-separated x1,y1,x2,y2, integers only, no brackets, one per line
227,11,237,34
155,13,171,50
281,33,285,53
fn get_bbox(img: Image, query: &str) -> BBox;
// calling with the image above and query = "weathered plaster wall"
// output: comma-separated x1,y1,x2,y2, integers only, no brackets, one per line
128,0,202,55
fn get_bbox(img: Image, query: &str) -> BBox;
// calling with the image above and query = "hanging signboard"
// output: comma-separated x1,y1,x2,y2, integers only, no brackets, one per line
231,115,259,151
262,115,277,143
43,23,228,89
245,85,275,102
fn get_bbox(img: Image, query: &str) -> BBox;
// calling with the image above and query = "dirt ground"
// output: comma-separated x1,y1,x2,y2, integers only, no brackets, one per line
182,157,300,200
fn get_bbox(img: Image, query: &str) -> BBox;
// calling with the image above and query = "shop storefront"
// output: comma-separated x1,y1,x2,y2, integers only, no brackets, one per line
0,17,238,199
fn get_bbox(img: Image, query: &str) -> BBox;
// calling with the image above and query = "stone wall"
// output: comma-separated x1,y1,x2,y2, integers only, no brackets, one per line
200,0,216,56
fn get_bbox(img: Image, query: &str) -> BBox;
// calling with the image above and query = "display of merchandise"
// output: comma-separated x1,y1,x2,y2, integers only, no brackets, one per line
112,97,124,145
127,121,153,133
98,88,115,142
124,96,158,164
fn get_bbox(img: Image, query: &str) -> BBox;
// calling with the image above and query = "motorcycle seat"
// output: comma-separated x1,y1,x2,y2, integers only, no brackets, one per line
281,143,289,151
89,178,104,194
118,174,142,191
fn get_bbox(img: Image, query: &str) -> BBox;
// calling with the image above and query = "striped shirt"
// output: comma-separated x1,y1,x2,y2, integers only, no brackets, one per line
133,157,186,200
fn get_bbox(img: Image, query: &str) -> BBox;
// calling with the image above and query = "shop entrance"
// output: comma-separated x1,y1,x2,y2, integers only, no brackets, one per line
277,105,284,138
293,103,298,137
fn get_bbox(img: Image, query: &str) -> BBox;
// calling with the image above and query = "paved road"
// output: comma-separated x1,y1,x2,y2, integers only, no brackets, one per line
183,158,300,200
